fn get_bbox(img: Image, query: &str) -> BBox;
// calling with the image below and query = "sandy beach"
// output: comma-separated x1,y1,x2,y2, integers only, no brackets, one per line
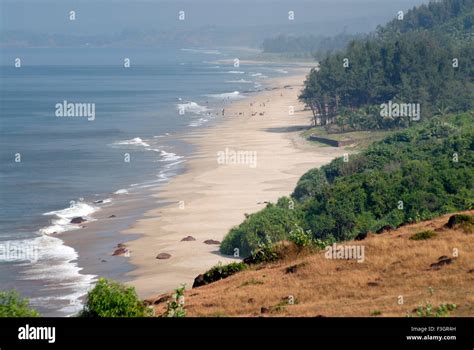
124,71,348,298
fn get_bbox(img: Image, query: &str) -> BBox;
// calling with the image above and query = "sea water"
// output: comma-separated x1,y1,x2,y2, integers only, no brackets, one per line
0,46,296,315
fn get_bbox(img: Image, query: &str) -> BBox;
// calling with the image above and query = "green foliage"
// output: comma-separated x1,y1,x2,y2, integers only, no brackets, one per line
288,225,313,248
415,303,457,317
371,310,382,316
220,203,301,256
245,243,281,264
0,290,39,317
79,278,151,317
221,114,474,257
202,262,247,284
410,230,437,241
164,285,186,318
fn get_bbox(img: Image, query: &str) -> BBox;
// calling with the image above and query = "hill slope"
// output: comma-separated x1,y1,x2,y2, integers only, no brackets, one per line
150,211,474,317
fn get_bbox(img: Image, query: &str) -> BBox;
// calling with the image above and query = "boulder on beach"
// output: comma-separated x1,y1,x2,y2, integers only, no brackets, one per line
70,217,87,224
203,239,220,245
112,247,129,256
109,215,116,218
181,236,196,242
156,253,172,260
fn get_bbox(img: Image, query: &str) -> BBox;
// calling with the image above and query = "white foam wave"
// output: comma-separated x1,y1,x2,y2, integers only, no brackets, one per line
114,189,129,195
226,70,245,74
0,234,96,315
188,117,210,127
159,150,184,162
113,137,150,148
206,91,246,100
225,79,253,84
39,202,98,235
177,101,210,115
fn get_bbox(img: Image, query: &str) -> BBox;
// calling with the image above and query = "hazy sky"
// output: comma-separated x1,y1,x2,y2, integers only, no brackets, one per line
1,0,429,35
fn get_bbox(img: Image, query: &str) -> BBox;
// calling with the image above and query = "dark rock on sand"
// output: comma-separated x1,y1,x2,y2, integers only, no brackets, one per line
156,253,172,260
260,307,270,314
70,217,87,224
112,247,128,256
109,214,116,218
203,239,220,245
181,236,196,242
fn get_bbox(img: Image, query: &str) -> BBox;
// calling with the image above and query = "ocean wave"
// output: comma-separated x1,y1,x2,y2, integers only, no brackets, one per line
39,202,98,235
188,117,210,127
206,91,246,100
177,101,210,115
114,189,129,195
225,79,253,84
158,150,184,162
226,70,245,74
113,137,150,148
12,234,96,315
153,133,171,138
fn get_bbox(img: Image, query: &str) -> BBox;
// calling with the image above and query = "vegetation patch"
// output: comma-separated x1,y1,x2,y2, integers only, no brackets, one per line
193,262,247,288
0,290,39,317
410,230,437,241
78,278,151,317
239,279,264,288
413,303,457,317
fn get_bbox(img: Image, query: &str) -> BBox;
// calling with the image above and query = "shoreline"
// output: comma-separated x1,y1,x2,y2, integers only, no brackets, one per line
122,71,348,298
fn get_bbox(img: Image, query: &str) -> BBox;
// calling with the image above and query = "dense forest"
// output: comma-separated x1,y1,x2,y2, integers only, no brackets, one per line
299,0,474,131
221,113,474,256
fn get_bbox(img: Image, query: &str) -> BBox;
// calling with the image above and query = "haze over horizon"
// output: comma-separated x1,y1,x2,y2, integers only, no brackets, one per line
1,0,429,47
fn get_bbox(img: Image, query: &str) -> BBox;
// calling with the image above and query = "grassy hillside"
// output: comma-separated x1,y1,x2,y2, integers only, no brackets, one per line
150,211,474,317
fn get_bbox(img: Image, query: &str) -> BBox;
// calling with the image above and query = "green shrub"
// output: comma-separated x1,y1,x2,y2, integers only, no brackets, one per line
289,225,313,248
79,278,151,317
415,303,457,317
410,230,437,241
0,290,39,317
202,262,247,285
163,285,186,317
244,243,281,264
220,203,300,256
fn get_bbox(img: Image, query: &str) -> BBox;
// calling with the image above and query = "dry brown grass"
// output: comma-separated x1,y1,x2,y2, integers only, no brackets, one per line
150,211,474,317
